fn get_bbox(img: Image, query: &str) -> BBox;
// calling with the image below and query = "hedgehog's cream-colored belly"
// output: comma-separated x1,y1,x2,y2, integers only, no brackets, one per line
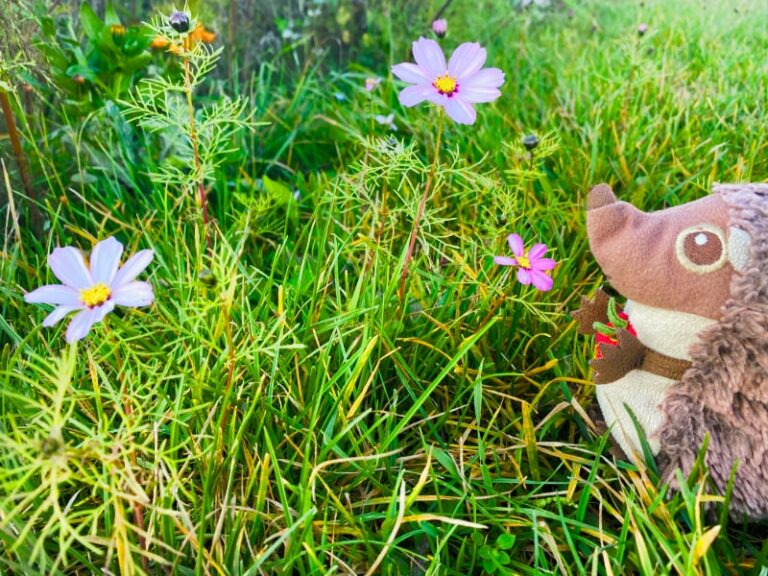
596,370,676,458
598,299,717,459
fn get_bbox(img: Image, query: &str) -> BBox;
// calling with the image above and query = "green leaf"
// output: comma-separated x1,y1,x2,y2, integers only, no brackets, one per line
104,2,121,26
65,63,97,82
497,533,516,550
431,447,461,482
122,27,152,57
79,2,104,41
262,174,293,204
473,376,483,426
263,174,299,228
122,52,152,74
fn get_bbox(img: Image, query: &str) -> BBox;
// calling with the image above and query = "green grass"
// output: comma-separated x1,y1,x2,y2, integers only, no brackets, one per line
2,0,768,573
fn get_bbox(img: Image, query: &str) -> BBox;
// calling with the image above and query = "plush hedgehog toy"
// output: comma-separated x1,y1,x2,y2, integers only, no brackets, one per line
573,183,768,518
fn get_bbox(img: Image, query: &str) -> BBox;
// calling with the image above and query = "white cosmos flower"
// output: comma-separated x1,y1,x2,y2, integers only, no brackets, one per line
24,236,154,343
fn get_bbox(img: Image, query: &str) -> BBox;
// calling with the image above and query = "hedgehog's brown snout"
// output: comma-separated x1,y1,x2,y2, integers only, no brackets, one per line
585,184,734,320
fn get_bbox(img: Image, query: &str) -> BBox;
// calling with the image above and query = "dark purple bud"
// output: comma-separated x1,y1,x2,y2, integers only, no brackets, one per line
198,268,216,287
523,134,540,151
169,11,190,33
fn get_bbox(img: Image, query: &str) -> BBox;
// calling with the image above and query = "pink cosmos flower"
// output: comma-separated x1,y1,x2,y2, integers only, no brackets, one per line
494,233,556,291
391,38,504,125
365,77,381,92
24,237,154,343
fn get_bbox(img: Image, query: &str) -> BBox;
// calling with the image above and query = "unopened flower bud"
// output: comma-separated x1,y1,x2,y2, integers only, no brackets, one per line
523,134,540,151
198,268,217,287
111,24,126,46
169,11,190,33
432,18,447,38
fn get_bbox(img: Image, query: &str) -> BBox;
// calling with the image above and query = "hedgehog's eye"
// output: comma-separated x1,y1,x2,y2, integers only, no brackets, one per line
675,224,727,273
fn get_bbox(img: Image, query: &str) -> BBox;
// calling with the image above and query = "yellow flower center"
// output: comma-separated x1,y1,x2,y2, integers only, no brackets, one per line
433,74,458,95
81,283,112,308
517,254,531,269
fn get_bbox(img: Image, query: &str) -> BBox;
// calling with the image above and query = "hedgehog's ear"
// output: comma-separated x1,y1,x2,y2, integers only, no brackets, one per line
728,227,751,272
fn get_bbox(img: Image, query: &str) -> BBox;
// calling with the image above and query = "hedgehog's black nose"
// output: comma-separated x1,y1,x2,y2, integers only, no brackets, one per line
587,184,617,210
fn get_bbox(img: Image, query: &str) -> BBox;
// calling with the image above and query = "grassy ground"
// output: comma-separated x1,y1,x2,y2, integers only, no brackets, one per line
2,0,768,573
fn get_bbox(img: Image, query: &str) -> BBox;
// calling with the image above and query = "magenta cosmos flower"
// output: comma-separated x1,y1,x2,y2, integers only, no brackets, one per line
24,237,154,343
391,37,504,125
494,233,556,291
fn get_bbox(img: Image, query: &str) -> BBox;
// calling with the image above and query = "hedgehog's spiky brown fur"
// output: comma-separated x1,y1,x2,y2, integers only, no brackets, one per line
659,184,768,519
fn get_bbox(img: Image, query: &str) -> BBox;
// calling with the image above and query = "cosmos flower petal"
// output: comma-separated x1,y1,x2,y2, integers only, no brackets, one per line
399,84,435,106
42,306,79,327
113,249,154,287
530,269,554,291
460,69,505,103
65,308,99,343
507,234,525,256
461,67,505,90
442,97,476,124
533,257,557,271
90,236,124,284
49,247,92,289
528,243,548,260
517,268,532,285
460,86,501,104
494,256,518,266
24,285,81,306
391,63,429,84
448,42,487,79
93,300,116,322
412,37,446,78
112,281,154,307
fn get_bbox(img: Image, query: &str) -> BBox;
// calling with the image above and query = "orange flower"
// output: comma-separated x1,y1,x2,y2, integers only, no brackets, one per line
150,36,170,49
150,22,216,55
190,22,216,44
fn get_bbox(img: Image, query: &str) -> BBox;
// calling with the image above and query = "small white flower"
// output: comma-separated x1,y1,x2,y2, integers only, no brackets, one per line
374,113,397,131
25,237,155,343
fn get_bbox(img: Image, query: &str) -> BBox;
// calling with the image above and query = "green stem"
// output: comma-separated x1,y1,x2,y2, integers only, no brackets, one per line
102,325,149,574
183,51,212,254
399,110,443,302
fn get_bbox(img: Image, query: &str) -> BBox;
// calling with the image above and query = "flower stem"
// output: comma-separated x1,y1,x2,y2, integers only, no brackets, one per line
399,110,443,302
432,0,455,22
0,89,42,234
219,306,237,438
105,331,149,574
182,49,211,253
524,150,535,213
